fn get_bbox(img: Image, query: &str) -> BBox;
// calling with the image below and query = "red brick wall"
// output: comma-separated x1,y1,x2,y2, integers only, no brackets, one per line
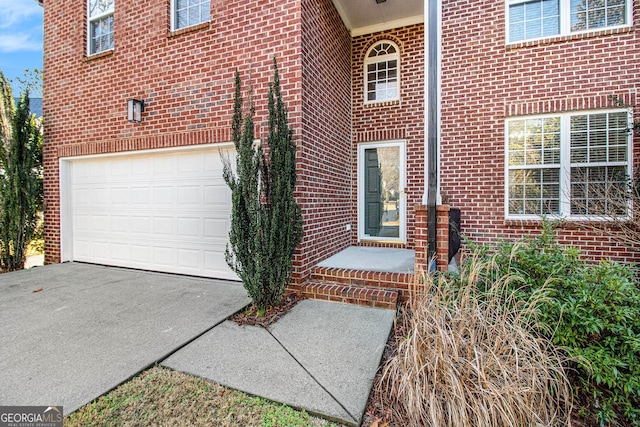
296,0,352,281
43,0,303,264
351,24,425,250
440,1,640,263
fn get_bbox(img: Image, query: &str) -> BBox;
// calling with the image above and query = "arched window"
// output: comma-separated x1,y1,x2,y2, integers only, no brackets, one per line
364,41,400,103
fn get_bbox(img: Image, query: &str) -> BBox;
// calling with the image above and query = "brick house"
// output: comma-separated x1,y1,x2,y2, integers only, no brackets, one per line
41,0,639,303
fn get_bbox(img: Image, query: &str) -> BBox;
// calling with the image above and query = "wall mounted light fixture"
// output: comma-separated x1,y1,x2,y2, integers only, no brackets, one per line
127,99,145,123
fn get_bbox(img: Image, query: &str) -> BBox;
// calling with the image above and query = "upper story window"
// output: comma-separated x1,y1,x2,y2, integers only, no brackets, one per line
172,0,211,31
506,110,632,219
364,41,400,103
87,0,114,55
507,0,631,43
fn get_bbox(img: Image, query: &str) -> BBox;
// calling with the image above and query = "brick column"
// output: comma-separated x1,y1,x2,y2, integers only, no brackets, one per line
414,204,429,273
414,204,450,273
436,204,450,272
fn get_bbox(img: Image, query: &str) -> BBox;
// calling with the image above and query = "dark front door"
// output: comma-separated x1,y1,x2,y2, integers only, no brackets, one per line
364,148,383,236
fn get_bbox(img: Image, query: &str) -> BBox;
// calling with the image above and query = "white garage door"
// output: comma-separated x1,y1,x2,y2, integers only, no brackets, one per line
64,146,239,281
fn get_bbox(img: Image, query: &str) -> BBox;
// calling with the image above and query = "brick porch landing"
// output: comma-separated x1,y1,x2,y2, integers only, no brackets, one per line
293,247,415,310
317,247,415,274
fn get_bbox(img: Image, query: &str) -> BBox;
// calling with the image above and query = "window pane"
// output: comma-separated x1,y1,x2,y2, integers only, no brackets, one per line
525,19,542,39
189,6,199,25
571,112,629,167
175,0,209,29
509,118,560,167
90,14,114,54
509,0,559,41
570,165,628,216
509,200,525,215
570,0,626,31
608,5,626,25
365,52,399,102
542,18,560,36
510,151,525,166
525,1,542,19
510,23,525,41
510,3,525,22
542,0,559,16
177,10,187,28
609,111,628,128
508,166,559,216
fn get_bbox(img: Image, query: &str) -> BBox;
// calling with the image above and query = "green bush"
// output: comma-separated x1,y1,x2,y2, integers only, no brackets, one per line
462,223,640,425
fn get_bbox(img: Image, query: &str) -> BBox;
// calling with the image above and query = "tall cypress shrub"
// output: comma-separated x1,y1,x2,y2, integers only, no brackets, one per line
0,71,43,271
223,59,302,313
261,58,303,306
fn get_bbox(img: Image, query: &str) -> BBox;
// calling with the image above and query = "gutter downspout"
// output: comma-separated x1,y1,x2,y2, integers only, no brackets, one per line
424,0,441,266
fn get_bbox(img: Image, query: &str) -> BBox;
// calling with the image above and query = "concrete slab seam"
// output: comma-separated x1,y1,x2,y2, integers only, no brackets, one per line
72,303,252,414
262,326,359,425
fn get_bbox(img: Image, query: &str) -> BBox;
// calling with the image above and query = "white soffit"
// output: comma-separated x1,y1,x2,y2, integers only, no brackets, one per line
332,0,424,36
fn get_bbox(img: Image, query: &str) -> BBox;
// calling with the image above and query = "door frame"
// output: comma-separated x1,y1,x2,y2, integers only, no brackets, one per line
357,140,406,243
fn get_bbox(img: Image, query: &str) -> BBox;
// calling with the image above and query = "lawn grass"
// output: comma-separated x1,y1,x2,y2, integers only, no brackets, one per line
65,366,343,427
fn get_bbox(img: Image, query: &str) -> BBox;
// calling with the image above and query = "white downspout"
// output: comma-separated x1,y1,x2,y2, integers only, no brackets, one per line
422,0,428,205
436,0,442,205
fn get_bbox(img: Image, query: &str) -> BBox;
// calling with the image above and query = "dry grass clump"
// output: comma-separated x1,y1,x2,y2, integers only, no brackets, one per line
65,366,338,427
378,255,572,427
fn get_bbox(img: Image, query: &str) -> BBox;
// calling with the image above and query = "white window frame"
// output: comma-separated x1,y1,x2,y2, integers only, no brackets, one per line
171,0,211,32
506,0,633,44
505,109,633,220
364,41,401,104
357,140,406,243
87,0,114,56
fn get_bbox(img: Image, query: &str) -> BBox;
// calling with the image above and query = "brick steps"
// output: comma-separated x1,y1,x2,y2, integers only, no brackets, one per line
299,280,399,310
311,266,413,293
291,266,415,310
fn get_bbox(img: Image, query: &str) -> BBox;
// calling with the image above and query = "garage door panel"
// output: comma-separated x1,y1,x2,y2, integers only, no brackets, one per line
177,218,200,237
131,187,152,204
154,156,177,176
153,246,176,267
178,155,204,174
111,187,129,205
131,158,152,176
205,185,230,207
178,248,200,269
204,218,229,239
177,185,203,205
67,147,238,280
153,217,176,236
110,216,129,233
153,186,176,205
111,243,130,261
205,248,231,272
110,160,130,177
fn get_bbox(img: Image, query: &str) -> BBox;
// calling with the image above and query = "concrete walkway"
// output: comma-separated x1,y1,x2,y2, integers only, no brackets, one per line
0,263,250,413
0,263,395,426
163,299,395,426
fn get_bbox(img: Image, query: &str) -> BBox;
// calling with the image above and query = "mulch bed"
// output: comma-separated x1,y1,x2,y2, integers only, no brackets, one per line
228,293,305,329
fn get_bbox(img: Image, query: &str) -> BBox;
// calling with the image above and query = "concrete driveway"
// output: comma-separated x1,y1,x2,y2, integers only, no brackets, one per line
0,262,250,413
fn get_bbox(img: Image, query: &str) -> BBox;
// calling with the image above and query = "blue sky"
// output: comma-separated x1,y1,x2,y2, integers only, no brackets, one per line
0,0,44,95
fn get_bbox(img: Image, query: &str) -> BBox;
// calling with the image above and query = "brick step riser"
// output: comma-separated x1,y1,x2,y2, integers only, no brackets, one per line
299,280,399,310
310,267,413,294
